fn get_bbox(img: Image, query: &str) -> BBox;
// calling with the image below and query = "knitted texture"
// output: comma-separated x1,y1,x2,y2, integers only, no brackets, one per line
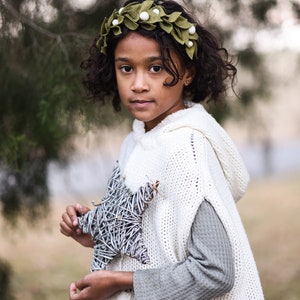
134,200,235,299
106,103,263,299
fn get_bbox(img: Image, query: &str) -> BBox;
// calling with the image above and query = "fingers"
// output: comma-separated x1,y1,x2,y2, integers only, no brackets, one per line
77,203,90,215
69,272,119,300
60,204,89,237
60,211,76,237
74,276,88,291
60,218,77,237
69,278,90,300
69,282,78,299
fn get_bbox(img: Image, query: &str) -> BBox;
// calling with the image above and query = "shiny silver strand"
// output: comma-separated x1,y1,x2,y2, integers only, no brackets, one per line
77,163,159,272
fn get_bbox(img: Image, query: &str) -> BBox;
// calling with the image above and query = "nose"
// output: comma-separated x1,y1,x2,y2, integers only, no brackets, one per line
131,72,149,93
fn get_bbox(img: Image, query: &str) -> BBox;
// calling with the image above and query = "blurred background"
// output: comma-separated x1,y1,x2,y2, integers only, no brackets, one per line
0,0,299,299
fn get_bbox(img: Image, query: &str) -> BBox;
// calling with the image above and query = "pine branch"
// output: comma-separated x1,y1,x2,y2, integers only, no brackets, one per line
2,0,90,39
2,0,91,69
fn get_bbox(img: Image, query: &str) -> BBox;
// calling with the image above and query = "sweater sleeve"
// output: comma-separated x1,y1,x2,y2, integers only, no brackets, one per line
133,200,234,300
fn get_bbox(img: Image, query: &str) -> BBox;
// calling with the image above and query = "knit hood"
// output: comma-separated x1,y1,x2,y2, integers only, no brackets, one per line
132,103,249,202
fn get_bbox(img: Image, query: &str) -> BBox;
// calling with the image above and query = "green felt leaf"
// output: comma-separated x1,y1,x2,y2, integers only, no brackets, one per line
159,22,173,34
167,11,182,23
124,18,139,31
96,0,198,59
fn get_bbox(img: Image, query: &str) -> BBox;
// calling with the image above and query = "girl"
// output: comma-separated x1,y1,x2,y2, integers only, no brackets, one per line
60,0,264,299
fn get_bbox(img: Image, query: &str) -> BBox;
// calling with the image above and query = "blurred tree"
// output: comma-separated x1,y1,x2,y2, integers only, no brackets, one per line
1,0,299,222
0,260,14,300
0,1,118,294
0,0,299,295
185,0,279,122
0,0,120,224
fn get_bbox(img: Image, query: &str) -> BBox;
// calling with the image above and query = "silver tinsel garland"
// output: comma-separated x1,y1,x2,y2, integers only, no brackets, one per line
77,163,159,271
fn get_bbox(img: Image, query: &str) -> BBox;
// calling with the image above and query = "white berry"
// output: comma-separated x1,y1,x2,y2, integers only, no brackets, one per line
112,19,119,26
140,11,150,21
153,8,160,15
189,26,196,35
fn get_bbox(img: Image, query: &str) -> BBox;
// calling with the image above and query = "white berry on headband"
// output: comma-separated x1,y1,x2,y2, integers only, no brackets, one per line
140,11,150,21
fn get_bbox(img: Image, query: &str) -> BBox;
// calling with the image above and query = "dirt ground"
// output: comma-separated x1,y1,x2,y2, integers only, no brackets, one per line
0,173,300,300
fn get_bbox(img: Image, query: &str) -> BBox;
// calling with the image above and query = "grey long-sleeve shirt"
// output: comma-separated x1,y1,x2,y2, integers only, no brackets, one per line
133,200,235,299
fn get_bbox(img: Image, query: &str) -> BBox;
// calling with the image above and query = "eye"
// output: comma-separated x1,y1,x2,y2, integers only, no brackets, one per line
150,65,163,73
120,65,133,73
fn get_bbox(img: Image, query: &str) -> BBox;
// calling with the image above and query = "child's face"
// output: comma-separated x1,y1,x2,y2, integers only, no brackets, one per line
114,32,193,132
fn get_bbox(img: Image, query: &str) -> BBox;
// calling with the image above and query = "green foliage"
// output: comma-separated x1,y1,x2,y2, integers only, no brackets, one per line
291,1,300,19
0,0,120,223
0,0,298,296
0,0,299,223
251,0,277,23
238,47,270,109
0,260,14,300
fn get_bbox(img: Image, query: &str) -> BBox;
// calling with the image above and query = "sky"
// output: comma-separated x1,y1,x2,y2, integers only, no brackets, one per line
234,22,300,52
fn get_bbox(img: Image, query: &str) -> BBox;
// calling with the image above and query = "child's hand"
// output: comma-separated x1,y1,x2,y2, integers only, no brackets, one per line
60,203,94,248
69,271,133,300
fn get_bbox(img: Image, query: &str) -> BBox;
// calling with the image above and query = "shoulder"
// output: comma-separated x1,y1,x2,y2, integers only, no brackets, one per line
158,103,227,148
118,131,135,166
158,125,204,149
159,127,213,174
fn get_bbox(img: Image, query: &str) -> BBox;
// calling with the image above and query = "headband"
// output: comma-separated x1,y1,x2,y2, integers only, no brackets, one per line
96,0,199,60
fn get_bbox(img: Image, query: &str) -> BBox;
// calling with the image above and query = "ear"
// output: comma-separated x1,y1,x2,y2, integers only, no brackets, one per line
183,66,195,86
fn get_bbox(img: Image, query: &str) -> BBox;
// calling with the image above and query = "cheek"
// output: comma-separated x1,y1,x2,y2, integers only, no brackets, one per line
116,80,127,102
115,74,123,90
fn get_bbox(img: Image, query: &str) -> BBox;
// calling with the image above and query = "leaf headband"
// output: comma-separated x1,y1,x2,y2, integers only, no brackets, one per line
96,0,199,60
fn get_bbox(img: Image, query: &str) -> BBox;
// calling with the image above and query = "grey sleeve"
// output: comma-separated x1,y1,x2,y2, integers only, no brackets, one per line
133,200,235,300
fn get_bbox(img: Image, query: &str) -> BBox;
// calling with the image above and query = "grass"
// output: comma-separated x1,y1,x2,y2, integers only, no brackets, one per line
238,173,300,300
1,173,300,299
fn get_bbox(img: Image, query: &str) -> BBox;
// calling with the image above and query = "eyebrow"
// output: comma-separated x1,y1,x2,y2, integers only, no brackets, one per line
114,56,162,63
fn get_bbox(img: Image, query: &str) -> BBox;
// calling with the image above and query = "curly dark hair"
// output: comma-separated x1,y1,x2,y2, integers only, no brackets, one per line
80,0,237,112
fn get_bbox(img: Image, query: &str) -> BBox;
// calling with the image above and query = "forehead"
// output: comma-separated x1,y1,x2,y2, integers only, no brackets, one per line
114,32,161,57
114,31,183,68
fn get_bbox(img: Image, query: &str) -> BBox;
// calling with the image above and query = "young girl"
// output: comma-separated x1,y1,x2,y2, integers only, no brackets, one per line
60,0,264,299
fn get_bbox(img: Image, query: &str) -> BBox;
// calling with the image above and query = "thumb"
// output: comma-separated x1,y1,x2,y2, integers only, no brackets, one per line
75,276,89,291
76,203,90,215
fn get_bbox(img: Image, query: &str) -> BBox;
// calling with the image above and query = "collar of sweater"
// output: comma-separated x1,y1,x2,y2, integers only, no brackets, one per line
132,102,249,202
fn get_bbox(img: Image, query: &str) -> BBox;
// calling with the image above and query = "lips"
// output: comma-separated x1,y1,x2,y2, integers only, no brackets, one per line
129,99,155,109
130,99,154,104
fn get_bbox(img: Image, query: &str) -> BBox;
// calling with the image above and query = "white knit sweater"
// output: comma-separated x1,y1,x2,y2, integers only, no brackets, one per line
107,103,264,299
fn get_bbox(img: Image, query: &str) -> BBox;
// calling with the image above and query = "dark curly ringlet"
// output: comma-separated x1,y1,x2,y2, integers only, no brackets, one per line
80,0,237,112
